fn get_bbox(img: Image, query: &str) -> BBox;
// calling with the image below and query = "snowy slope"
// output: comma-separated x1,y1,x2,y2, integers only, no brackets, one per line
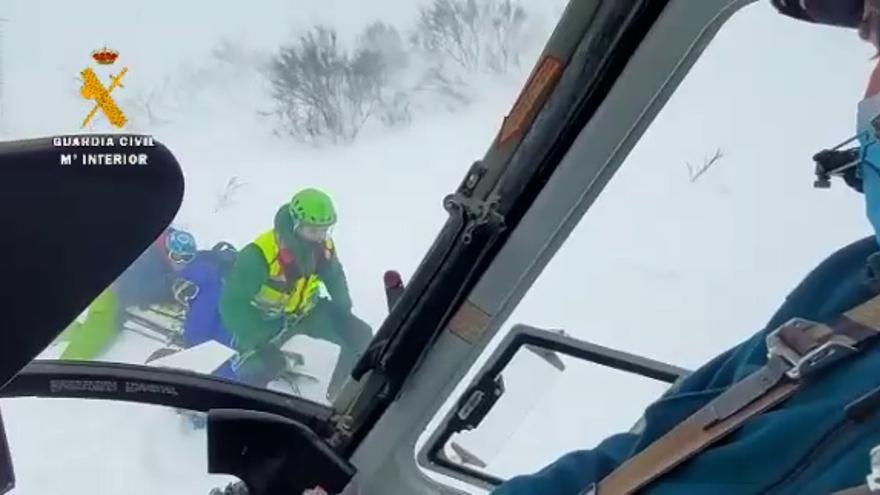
0,0,564,492
1,0,879,493
1,397,238,495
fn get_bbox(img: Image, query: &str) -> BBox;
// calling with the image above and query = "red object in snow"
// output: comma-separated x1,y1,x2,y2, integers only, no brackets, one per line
383,270,403,289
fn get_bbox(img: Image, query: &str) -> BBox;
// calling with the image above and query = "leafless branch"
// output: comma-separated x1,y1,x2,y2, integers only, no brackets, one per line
214,176,246,213
688,147,724,183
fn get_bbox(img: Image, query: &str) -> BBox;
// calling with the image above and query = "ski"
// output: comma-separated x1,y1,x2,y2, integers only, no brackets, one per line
121,305,186,345
144,340,236,375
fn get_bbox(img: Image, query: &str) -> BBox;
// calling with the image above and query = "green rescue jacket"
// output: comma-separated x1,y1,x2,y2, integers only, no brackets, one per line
219,207,352,352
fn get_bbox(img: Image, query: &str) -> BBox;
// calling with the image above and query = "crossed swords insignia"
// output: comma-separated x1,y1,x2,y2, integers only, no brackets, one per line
79,66,128,129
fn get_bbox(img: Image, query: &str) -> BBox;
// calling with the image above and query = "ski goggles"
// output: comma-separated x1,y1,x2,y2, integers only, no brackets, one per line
296,224,332,242
168,249,196,265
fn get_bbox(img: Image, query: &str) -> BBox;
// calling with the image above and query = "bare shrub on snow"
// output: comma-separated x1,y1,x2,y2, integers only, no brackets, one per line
358,22,413,127
170,39,273,116
411,0,528,73
118,76,178,131
151,2,536,144
267,24,413,144
408,0,529,107
267,26,376,144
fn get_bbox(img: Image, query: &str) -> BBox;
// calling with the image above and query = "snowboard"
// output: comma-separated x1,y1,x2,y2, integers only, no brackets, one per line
145,340,236,375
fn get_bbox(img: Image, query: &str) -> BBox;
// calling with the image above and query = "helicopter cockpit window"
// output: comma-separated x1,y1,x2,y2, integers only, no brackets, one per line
0,0,567,405
432,1,877,484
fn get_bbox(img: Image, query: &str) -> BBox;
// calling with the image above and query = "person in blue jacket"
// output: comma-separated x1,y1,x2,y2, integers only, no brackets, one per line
59,227,198,360
171,241,239,381
492,1,880,494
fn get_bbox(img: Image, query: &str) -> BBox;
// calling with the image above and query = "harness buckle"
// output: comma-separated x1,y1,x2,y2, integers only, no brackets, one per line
765,318,858,380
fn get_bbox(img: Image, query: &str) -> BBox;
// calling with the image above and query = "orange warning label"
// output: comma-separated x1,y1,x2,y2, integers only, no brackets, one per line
447,300,493,344
497,55,564,148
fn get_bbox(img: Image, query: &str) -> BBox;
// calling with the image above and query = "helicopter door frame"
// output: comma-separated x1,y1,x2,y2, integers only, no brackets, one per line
417,324,689,490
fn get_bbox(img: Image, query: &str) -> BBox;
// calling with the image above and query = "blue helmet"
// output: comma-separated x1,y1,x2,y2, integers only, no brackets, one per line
164,228,197,265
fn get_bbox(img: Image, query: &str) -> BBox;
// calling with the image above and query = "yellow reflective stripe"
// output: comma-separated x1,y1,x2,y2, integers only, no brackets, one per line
284,278,306,313
283,274,321,315
255,275,321,317
253,230,282,278
256,285,286,306
302,275,321,311
251,230,286,313
250,229,325,318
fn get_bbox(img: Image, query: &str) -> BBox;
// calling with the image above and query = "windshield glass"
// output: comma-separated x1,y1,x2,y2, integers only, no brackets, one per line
429,1,878,483
3,0,567,406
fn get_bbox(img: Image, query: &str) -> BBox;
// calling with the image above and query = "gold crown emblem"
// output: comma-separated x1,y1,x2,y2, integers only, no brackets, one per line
91,47,119,65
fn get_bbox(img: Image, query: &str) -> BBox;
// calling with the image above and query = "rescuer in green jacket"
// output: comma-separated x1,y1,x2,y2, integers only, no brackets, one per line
219,188,373,400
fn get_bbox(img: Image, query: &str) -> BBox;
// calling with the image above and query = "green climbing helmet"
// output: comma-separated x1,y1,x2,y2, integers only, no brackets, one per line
288,188,337,228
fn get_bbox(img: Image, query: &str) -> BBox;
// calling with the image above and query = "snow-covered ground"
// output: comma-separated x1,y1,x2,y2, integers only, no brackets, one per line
1,0,879,493
1,397,238,494
0,0,564,492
